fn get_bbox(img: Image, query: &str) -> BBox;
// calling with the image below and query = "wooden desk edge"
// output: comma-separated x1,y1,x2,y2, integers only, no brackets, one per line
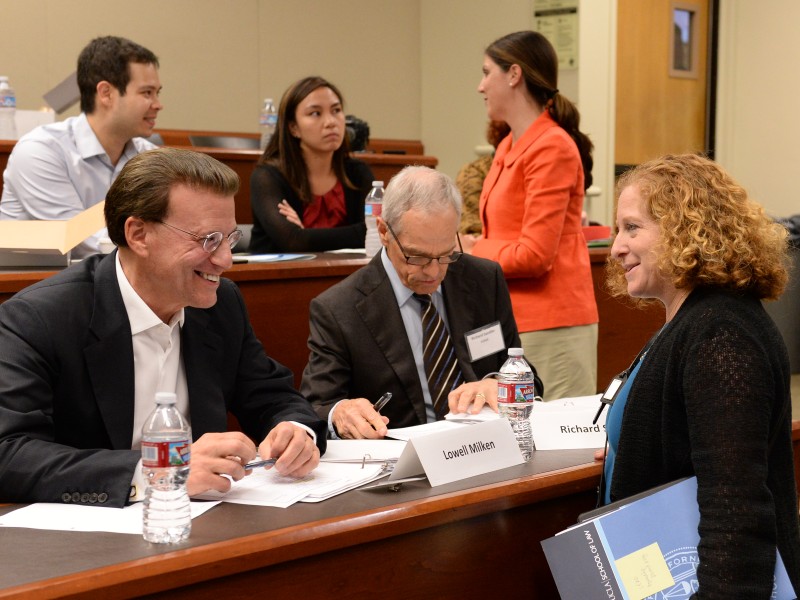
0,461,601,600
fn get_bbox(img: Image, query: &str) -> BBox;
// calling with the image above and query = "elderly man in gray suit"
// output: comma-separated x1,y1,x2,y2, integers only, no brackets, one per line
301,166,542,439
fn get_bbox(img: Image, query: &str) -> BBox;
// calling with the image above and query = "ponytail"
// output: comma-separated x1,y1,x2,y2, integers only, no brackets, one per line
550,93,594,190
486,30,594,190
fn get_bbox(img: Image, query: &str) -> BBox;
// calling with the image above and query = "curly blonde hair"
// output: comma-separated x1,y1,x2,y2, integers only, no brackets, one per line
607,154,788,301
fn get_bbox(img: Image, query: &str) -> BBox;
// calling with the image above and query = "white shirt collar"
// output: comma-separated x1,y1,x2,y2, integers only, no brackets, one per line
115,251,185,333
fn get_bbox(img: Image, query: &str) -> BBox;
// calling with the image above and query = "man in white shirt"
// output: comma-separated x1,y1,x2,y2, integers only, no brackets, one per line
0,36,163,257
0,148,325,507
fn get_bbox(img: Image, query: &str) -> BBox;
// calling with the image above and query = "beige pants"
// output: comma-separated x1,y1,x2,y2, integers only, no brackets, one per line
520,323,598,401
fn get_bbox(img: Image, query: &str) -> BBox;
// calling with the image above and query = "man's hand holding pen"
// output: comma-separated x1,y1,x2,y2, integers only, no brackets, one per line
332,393,392,439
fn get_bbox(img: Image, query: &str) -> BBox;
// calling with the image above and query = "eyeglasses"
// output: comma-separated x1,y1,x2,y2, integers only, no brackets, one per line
385,222,463,266
157,221,243,253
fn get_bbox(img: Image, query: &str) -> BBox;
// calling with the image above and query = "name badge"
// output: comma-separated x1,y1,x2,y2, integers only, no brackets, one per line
465,321,505,361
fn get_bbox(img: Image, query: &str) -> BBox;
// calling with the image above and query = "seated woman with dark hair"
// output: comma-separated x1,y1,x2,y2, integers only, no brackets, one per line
249,76,374,253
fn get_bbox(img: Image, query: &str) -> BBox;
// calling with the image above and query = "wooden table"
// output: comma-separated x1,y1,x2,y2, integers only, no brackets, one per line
0,449,602,599
0,248,664,392
0,139,439,227
2,423,798,599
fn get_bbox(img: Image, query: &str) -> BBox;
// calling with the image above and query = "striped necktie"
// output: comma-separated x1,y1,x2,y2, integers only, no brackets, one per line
413,293,463,419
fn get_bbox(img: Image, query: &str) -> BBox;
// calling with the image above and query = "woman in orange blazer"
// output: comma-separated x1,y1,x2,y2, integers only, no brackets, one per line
462,30,598,400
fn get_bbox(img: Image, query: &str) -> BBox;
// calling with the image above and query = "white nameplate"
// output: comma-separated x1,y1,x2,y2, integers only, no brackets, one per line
389,418,523,487
531,394,607,450
464,321,505,361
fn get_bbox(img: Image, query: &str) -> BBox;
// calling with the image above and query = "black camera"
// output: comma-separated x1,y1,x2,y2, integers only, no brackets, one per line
345,115,370,152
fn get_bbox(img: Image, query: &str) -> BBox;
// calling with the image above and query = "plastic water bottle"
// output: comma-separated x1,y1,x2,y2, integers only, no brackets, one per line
141,392,191,544
0,76,17,140
259,97,277,150
497,348,536,461
364,180,384,257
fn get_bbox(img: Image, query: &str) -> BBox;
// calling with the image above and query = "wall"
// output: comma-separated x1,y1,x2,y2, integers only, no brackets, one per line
716,0,800,218
420,0,616,225
0,0,421,138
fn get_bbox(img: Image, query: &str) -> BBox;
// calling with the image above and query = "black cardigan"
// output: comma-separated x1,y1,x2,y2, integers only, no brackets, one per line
249,158,373,253
610,287,800,598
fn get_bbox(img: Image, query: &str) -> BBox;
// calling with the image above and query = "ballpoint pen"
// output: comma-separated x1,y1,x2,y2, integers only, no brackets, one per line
374,392,393,414
244,457,277,469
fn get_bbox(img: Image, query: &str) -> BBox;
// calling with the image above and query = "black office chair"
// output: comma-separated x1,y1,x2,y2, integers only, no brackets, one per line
189,135,260,150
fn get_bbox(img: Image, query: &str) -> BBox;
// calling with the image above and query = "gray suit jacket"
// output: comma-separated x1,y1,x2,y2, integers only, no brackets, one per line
0,252,325,507
301,253,529,429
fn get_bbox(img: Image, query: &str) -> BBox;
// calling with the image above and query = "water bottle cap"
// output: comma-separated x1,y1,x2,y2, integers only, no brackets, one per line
508,347,524,357
155,392,177,404
372,181,384,187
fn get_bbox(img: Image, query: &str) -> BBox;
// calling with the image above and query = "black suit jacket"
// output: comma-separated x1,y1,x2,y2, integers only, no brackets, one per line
249,158,374,253
0,253,325,507
301,253,528,429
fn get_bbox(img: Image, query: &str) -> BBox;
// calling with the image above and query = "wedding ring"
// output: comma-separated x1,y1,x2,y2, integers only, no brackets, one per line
476,393,486,400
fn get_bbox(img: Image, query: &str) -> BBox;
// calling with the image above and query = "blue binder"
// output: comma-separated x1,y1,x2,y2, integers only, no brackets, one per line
541,477,796,599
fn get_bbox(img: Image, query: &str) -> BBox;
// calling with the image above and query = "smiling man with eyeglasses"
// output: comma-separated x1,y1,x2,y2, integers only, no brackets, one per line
301,166,541,439
0,148,326,507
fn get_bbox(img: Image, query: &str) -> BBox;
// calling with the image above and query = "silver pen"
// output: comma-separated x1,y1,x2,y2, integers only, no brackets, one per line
374,392,393,414
244,457,277,469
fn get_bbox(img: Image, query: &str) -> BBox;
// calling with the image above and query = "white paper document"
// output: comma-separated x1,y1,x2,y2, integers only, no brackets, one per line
0,500,220,535
322,439,406,462
444,405,499,423
240,253,316,263
386,420,471,441
196,461,388,507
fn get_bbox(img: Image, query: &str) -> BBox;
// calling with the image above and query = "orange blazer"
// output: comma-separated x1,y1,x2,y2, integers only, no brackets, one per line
473,112,598,333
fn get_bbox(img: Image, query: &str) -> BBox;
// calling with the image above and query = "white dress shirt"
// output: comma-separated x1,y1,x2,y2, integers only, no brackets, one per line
115,253,316,499
116,253,188,500
0,113,156,257
115,252,190,449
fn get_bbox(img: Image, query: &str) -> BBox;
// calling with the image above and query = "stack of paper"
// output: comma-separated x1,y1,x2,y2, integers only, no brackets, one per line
196,440,406,507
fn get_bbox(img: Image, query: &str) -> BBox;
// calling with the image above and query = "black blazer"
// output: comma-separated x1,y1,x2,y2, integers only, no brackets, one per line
249,158,374,253
301,253,527,428
0,253,325,507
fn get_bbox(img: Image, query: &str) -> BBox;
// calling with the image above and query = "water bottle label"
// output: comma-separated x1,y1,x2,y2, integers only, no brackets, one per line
0,95,15,108
259,114,278,127
497,382,535,404
142,440,191,468
365,203,382,217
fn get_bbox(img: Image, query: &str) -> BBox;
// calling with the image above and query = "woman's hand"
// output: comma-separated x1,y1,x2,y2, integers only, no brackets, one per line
278,199,304,228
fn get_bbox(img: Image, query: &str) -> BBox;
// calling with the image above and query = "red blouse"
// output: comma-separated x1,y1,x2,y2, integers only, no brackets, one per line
302,181,347,229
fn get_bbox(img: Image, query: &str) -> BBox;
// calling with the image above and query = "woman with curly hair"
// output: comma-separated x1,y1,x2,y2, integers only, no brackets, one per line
601,153,800,597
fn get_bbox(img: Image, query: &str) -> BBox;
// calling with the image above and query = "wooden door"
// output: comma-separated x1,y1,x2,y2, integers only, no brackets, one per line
615,0,711,166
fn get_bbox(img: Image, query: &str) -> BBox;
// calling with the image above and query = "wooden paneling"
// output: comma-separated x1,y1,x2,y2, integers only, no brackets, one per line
615,0,709,164
0,249,665,393
0,136,438,226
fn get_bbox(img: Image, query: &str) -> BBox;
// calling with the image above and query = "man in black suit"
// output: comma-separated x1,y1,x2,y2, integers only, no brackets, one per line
301,166,540,439
0,148,325,507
